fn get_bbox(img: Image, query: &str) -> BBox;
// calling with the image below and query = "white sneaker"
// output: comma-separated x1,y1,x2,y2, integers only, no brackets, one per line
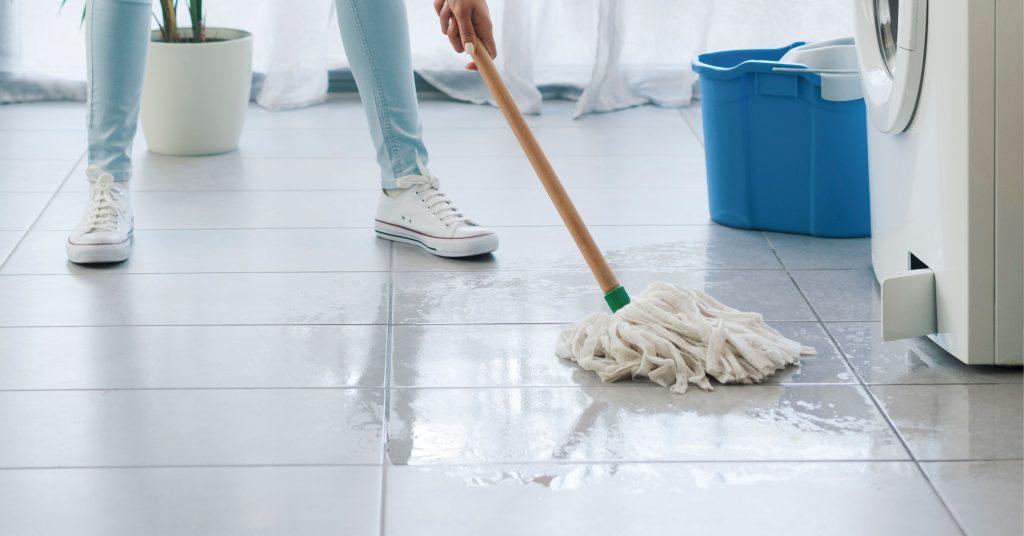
66,166,134,264
375,170,498,257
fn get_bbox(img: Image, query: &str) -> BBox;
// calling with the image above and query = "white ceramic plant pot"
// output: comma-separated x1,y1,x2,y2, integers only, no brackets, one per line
141,28,253,156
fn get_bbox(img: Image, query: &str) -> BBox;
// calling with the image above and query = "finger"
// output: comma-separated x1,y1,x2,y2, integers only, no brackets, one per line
439,5,452,34
446,20,463,53
452,5,477,51
474,11,497,58
433,0,444,15
466,62,478,71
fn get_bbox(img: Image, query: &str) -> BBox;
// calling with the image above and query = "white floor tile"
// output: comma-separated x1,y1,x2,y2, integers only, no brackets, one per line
391,324,590,388
203,129,376,159
791,269,880,321
0,325,386,389
385,462,959,536
7,98,1017,533
0,230,21,266
0,466,382,536
681,103,704,143
243,94,369,130
429,154,708,190
871,384,1024,460
62,156,383,192
2,229,390,274
417,96,692,130
0,101,85,130
388,385,909,464
0,272,388,326
393,225,779,272
829,322,1023,385
921,460,1024,536
762,322,856,385
765,232,872,269
393,269,814,324
0,389,383,467
0,130,85,160
36,190,380,230
0,160,77,192
445,187,710,226
391,322,851,389
0,192,52,230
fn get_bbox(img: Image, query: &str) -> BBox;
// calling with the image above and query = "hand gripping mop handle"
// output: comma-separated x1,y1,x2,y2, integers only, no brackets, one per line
466,39,630,312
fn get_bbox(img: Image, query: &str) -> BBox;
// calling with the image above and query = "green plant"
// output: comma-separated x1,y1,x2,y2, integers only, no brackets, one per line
59,0,206,43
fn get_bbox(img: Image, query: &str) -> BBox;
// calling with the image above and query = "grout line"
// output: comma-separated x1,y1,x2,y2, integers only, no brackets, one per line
0,153,83,273
1,458,1019,473
0,463,383,471
679,105,704,148
52,185,708,194
0,458,949,472
0,267,827,277
0,318,827,329
19,223,736,233
379,240,396,535
762,229,970,536
0,386,385,392
2,380,1015,394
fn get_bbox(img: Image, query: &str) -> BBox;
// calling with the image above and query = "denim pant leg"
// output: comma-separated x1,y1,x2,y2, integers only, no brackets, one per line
335,0,430,188
86,0,150,181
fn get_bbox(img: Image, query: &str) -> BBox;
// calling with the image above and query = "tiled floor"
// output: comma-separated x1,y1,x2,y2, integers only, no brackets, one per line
0,95,1021,536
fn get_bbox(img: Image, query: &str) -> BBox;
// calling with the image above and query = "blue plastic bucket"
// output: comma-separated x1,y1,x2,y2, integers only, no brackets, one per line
691,41,870,237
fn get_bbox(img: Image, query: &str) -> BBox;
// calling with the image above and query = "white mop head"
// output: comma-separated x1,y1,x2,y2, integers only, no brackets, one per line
556,282,816,394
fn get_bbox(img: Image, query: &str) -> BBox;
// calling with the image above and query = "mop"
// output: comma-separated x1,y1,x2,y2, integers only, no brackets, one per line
466,40,815,394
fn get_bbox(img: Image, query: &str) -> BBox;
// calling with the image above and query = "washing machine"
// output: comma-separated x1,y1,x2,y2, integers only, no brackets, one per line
853,0,1023,365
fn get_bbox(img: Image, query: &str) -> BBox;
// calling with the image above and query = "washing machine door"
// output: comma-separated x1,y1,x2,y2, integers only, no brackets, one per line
854,0,928,133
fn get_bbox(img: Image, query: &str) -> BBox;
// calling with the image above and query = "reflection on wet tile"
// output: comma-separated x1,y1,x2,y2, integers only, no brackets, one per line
391,322,851,389
61,156,382,192
388,385,908,464
431,154,707,190
870,384,1024,460
391,324,598,388
920,461,1024,536
0,389,384,467
763,322,855,385
386,462,959,536
791,269,879,321
443,188,710,226
764,233,872,269
36,190,380,230
393,270,814,324
0,466,382,536
829,323,1022,385
0,325,386,389
0,272,388,326
393,225,779,272
2,229,390,274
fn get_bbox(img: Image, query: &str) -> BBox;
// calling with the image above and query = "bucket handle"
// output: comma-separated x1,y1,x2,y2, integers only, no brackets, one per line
771,67,859,74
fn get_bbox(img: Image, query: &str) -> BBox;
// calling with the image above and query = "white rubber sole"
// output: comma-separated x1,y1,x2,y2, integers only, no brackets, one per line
375,221,498,257
66,236,132,264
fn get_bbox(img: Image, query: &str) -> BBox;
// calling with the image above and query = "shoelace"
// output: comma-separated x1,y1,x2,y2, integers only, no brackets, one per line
394,166,470,227
83,166,122,233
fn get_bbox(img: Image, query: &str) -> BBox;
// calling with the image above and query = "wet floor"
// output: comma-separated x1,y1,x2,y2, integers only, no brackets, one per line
0,96,1021,535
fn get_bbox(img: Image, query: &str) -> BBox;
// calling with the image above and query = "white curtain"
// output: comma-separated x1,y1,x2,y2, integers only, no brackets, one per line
0,0,853,116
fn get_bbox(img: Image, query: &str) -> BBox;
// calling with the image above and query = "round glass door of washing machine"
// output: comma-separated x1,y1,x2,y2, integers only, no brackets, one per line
854,0,927,133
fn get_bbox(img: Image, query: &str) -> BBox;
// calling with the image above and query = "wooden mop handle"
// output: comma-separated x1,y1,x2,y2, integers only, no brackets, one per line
467,39,627,303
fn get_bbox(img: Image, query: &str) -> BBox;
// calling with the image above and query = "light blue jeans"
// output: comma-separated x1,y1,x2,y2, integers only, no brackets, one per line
86,0,429,187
